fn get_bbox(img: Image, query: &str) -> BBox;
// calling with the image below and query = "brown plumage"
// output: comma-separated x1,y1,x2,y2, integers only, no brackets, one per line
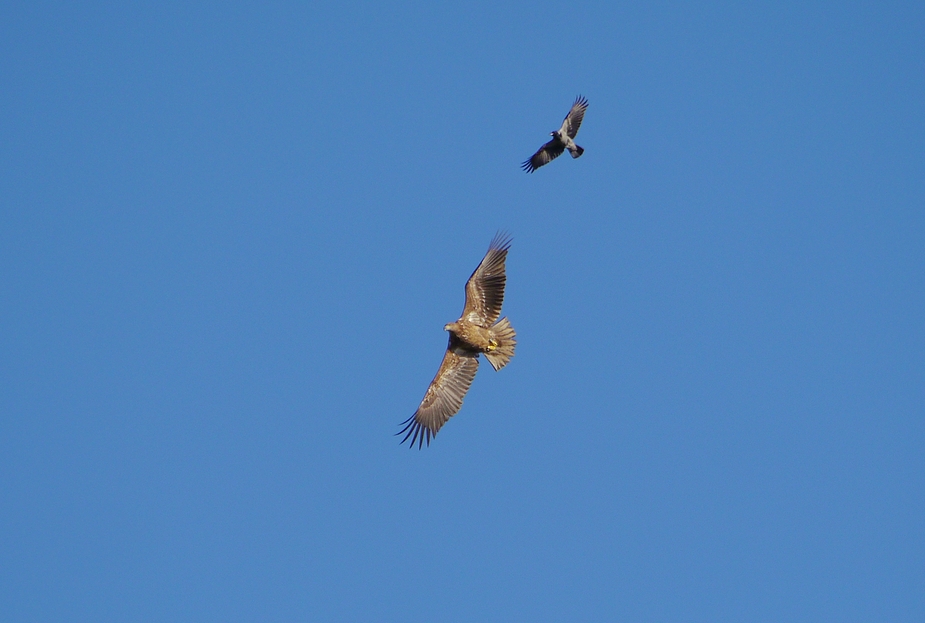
398,233,517,448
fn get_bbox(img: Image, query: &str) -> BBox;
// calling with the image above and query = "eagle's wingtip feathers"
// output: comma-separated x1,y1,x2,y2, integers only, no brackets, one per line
489,231,513,254
397,414,431,449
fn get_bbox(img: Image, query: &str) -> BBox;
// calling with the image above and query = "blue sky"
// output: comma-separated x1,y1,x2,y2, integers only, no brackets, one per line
1,1,923,621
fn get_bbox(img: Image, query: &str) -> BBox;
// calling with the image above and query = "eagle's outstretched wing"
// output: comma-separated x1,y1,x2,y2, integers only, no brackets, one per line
461,232,511,327
398,342,480,449
560,95,589,139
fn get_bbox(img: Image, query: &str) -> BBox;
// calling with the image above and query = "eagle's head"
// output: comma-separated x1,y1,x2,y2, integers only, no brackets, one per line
444,322,459,333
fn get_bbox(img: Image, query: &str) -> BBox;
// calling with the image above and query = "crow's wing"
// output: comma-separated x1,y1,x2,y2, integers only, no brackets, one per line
559,95,589,139
522,137,566,173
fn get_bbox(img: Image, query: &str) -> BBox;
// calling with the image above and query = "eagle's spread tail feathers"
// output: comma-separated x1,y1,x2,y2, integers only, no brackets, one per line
569,144,585,158
485,317,516,371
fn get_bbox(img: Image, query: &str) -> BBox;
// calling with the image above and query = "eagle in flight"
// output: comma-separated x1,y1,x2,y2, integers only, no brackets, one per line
398,233,517,448
522,95,589,173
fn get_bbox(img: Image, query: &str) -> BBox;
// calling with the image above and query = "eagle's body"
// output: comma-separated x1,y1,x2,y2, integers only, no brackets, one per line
522,95,589,173
444,321,494,351
398,233,516,448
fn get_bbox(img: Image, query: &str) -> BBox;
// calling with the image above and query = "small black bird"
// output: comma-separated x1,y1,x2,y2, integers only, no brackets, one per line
522,95,589,173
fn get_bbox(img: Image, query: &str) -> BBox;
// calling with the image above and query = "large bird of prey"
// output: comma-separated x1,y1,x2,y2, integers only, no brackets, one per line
398,233,517,448
522,95,589,173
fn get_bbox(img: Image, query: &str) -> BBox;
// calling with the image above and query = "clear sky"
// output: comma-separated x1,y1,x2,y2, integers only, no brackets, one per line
2,2,923,621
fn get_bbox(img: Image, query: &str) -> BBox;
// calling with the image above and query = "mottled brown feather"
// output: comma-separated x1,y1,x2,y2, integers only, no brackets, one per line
461,232,512,327
398,338,480,449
